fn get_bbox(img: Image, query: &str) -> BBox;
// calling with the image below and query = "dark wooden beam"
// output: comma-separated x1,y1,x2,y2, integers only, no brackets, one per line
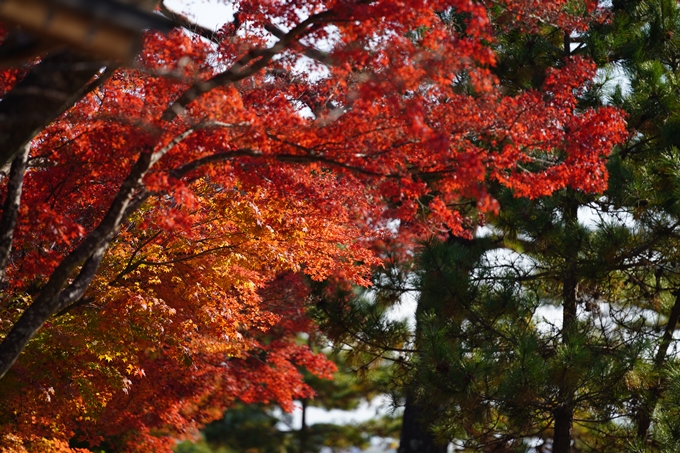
0,0,174,61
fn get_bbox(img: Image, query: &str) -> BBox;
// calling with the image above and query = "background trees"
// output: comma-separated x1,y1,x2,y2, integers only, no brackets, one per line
174,349,398,453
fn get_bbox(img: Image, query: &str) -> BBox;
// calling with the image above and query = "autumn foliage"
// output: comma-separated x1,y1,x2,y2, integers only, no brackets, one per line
0,0,626,451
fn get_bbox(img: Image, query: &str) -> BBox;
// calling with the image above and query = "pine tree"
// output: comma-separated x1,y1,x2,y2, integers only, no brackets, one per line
408,0,680,450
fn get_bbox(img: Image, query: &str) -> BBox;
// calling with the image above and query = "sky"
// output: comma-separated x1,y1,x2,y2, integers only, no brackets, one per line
163,0,236,29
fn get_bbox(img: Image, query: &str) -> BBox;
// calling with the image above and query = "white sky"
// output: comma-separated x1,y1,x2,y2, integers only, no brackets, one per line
164,0,236,30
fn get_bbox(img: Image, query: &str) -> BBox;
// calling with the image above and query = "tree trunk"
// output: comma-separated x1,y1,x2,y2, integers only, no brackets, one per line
635,290,680,440
553,191,579,453
0,142,29,283
299,398,309,453
398,393,448,453
553,404,574,453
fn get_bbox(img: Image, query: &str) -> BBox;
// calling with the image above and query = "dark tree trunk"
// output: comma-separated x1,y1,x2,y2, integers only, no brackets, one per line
398,394,448,453
635,290,680,440
552,404,574,453
300,398,308,453
552,191,579,453
0,142,29,283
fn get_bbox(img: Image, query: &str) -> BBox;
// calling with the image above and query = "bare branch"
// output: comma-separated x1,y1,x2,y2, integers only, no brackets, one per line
158,1,220,44
264,22,330,64
0,51,110,167
171,146,388,179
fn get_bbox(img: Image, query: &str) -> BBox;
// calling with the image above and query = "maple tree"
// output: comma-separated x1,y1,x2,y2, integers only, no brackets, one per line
0,0,627,451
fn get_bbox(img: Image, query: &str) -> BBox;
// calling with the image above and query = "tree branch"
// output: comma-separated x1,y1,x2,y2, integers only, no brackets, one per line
0,51,110,167
0,142,29,283
0,118,201,379
0,150,151,378
263,22,330,64
171,145,387,180
54,246,107,313
158,1,219,44
110,244,237,285
635,289,680,440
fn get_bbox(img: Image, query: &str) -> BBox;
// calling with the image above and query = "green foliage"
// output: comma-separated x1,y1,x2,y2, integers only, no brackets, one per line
174,440,227,453
200,403,288,453
407,234,646,450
